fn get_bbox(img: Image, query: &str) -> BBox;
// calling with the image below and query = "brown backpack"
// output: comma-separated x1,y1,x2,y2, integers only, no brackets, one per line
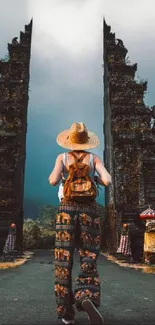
63,152,97,202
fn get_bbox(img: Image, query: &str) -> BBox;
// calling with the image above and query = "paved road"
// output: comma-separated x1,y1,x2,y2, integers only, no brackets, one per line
0,250,155,325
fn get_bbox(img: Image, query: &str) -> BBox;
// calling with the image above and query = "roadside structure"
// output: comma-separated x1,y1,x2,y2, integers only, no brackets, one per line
0,20,32,252
103,20,155,258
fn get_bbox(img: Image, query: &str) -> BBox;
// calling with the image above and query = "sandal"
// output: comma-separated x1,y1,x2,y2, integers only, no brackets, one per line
82,299,104,325
61,316,75,324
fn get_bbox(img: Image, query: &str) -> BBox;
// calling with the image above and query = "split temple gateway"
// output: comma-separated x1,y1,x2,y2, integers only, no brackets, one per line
104,20,155,263
0,20,32,252
0,19,155,264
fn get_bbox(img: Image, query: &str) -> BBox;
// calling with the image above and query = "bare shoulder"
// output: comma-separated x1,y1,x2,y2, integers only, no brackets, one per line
55,153,63,162
93,154,101,159
93,154,103,164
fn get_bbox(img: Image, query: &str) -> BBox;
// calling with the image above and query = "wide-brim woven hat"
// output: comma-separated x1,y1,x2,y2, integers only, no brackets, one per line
56,122,100,150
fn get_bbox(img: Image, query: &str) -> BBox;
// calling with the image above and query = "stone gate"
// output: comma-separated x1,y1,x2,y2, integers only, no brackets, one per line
0,20,32,252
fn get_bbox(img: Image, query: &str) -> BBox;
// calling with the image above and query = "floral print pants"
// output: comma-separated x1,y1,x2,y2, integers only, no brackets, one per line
55,201,101,319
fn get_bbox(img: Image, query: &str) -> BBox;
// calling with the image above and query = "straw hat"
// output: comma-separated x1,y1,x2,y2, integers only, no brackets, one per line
56,122,100,150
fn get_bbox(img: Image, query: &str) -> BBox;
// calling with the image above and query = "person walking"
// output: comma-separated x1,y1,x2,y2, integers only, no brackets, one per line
49,122,111,325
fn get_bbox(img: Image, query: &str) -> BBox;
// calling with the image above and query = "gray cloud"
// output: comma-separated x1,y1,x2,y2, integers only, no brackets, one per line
0,0,29,57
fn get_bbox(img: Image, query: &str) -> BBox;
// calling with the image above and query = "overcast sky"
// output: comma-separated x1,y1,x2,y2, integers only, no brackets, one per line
0,0,154,210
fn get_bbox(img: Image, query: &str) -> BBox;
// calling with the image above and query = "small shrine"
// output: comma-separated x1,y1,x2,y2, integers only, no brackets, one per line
140,207,155,264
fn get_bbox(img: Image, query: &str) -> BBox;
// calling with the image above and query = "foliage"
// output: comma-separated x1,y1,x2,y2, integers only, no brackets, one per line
23,205,57,250
23,218,56,250
37,205,57,229
23,219,42,249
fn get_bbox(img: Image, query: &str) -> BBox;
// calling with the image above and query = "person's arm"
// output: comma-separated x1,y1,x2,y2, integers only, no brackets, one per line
94,155,111,186
94,175,104,186
48,154,63,186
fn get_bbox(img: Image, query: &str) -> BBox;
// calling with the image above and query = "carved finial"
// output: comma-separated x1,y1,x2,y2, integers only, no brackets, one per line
12,37,18,44
116,38,124,47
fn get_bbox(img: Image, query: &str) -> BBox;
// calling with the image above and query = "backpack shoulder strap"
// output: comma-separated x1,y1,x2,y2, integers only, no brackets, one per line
69,151,88,163
69,151,78,161
78,152,88,162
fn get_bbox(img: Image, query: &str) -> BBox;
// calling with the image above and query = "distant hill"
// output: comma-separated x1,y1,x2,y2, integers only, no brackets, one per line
24,188,105,220
24,199,57,220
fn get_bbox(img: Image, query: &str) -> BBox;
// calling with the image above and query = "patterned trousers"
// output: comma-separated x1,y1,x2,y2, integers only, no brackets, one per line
55,201,101,319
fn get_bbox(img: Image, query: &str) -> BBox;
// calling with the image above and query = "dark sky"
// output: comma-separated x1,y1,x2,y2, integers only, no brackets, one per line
0,0,154,216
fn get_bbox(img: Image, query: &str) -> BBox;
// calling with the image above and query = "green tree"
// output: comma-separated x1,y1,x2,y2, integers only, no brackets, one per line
23,219,41,249
37,205,58,229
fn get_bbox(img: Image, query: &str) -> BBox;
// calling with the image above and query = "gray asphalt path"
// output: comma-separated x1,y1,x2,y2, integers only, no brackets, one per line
0,250,155,325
